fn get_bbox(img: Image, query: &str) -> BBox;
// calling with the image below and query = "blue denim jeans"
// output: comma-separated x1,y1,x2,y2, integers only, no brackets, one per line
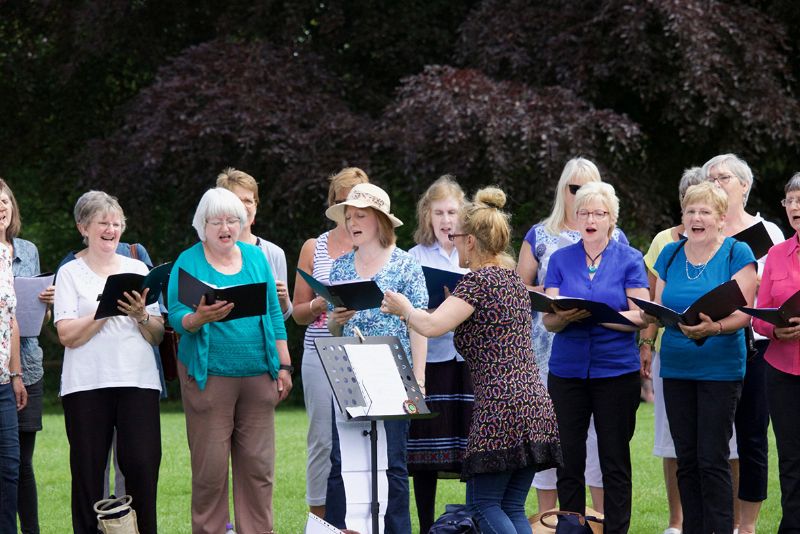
325,409,411,534
467,466,536,534
0,383,20,533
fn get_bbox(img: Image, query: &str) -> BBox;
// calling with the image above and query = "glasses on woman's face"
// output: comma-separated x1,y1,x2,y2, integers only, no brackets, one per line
448,233,468,242
781,197,800,208
568,184,581,195
576,210,609,220
708,174,736,185
207,218,241,228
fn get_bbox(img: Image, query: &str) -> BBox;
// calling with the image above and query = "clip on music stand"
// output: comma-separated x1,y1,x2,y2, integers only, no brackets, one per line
315,333,433,534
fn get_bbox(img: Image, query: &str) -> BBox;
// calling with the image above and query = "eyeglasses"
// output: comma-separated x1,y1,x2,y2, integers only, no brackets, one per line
447,233,468,242
207,218,241,227
708,174,736,185
576,210,609,220
781,197,800,207
568,184,581,195
95,221,122,230
333,198,348,205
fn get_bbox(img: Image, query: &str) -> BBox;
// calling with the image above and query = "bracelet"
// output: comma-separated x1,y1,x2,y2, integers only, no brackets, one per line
9,371,22,380
715,321,723,336
402,309,412,325
309,298,317,316
638,337,655,348
137,314,150,325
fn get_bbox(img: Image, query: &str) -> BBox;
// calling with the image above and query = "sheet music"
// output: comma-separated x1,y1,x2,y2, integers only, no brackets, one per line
14,274,54,337
305,512,343,534
344,344,408,416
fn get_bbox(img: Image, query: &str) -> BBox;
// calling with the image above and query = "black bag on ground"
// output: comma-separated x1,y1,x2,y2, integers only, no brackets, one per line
428,504,479,534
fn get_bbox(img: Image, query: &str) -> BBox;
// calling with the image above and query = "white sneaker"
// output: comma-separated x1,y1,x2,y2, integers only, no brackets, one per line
663,529,681,534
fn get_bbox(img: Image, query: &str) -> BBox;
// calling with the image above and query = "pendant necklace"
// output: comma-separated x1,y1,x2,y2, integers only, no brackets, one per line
685,245,716,281
584,242,609,274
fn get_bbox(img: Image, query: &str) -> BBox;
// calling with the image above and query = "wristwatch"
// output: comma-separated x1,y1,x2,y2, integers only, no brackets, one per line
638,337,656,348
279,364,295,375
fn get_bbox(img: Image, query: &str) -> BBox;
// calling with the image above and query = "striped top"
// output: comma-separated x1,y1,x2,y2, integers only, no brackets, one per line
304,231,335,350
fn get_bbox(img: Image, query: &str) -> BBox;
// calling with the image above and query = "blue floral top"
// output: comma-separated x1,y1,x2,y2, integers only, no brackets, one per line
523,223,628,374
329,247,428,362
12,238,45,386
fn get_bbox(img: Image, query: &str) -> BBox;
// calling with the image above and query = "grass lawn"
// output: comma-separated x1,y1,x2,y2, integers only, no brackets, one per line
33,401,781,533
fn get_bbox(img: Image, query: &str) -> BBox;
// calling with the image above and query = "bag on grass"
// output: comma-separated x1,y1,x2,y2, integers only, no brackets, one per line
94,495,140,534
538,509,603,534
428,504,479,534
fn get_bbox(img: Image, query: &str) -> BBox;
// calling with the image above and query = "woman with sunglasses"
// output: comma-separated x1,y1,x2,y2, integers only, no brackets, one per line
517,157,628,514
543,182,649,534
703,154,784,534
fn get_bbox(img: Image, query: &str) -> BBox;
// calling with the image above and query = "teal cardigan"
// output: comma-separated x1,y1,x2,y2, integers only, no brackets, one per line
167,242,286,390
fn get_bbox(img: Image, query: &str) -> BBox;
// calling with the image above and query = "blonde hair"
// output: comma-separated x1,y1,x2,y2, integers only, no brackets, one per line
216,167,259,205
681,182,728,218
574,182,619,238
413,175,466,246
328,167,369,207
542,157,602,235
461,186,515,268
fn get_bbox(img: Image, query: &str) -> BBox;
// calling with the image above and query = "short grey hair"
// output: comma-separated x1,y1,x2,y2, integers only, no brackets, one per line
702,153,754,206
73,191,126,244
678,167,705,204
191,187,248,242
786,173,800,195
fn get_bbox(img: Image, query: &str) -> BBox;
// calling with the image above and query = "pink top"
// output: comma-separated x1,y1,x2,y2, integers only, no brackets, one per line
752,233,800,375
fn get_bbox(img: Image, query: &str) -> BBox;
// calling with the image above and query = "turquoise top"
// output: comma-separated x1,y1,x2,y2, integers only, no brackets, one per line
167,242,286,390
655,237,756,381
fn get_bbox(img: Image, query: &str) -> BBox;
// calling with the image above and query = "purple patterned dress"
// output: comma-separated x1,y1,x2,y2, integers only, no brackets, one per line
452,266,562,479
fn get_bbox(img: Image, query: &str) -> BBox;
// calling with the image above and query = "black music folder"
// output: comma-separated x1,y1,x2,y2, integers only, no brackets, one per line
528,291,634,326
421,266,464,308
732,222,777,259
740,288,800,328
298,269,384,311
629,279,747,328
177,268,266,321
94,262,172,320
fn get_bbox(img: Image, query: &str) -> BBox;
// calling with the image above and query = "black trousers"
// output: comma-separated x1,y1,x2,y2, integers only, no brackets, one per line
663,378,741,534
766,363,800,533
733,341,769,502
548,371,640,534
62,387,161,534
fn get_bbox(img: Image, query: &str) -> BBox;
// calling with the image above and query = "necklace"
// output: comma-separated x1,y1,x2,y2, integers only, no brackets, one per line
685,244,717,280
584,242,609,274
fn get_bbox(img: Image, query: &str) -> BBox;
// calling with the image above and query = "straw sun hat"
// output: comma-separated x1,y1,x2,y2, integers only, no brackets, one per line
325,183,403,228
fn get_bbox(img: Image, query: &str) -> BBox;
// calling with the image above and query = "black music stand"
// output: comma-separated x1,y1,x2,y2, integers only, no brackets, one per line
315,335,433,534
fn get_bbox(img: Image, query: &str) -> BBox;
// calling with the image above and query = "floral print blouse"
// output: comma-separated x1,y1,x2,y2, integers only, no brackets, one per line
0,244,18,384
328,247,428,362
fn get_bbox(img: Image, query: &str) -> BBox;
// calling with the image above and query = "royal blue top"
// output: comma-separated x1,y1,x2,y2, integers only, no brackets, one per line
545,239,649,379
655,237,756,381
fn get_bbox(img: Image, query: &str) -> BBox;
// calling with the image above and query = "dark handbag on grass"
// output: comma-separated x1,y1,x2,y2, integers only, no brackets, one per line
428,504,479,534
540,510,603,534
159,314,179,382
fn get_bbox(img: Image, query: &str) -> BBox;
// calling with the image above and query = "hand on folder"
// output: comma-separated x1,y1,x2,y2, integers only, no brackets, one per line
677,312,718,341
775,318,800,341
116,288,152,323
39,285,55,305
187,295,235,329
550,303,592,327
